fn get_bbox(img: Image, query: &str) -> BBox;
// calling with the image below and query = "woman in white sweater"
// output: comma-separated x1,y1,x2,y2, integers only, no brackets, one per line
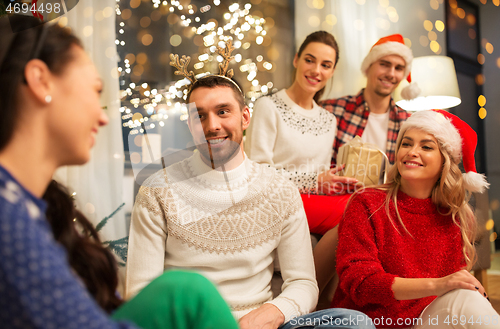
245,31,357,302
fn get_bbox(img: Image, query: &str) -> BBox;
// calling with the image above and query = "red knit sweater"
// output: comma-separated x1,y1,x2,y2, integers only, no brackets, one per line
332,188,465,328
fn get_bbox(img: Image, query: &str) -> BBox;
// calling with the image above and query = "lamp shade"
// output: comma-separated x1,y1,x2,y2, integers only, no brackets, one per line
393,55,461,112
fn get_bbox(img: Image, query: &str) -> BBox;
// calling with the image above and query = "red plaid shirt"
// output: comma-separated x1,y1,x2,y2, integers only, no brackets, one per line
321,89,410,166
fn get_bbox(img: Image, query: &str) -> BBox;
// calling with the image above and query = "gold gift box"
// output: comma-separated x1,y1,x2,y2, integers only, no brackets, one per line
337,136,388,186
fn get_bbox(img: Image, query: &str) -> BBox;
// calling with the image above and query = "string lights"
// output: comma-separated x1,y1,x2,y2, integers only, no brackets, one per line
115,0,275,135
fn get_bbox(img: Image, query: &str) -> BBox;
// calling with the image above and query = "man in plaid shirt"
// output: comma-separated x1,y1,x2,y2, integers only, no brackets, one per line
322,34,419,166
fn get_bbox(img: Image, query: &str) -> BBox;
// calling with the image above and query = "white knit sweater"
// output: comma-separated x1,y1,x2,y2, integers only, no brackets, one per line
124,152,318,322
245,89,337,194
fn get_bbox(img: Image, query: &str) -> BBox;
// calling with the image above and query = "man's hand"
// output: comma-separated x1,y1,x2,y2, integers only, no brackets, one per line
238,303,285,329
318,165,359,195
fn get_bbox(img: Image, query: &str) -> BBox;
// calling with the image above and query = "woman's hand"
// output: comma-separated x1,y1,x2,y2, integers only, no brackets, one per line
433,270,488,299
392,270,488,301
318,165,359,195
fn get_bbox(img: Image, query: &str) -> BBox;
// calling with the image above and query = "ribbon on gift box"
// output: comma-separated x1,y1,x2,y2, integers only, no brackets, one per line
337,136,390,186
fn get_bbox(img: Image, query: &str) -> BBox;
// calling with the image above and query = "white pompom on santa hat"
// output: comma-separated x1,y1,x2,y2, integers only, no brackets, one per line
396,110,489,193
361,33,421,100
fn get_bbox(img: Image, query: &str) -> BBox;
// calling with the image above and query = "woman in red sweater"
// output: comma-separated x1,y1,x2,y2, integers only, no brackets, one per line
332,110,499,328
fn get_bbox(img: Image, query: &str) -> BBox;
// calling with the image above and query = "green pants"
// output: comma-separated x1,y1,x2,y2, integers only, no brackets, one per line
112,270,239,329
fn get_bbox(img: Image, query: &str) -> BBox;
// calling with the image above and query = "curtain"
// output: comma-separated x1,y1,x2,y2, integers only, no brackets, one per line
54,0,127,244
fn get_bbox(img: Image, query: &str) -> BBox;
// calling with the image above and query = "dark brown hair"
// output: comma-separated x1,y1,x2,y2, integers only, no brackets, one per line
187,75,245,110
43,180,123,313
296,31,340,103
0,15,81,151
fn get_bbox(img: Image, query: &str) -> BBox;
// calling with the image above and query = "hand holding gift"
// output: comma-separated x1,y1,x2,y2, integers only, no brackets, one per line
317,164,359,195
336,136,389,187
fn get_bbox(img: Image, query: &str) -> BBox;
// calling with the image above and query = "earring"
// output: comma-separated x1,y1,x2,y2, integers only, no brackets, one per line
45,95,52,104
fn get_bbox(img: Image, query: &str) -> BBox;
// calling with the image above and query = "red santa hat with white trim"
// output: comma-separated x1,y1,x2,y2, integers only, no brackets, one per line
396,109,489,193
361,34,421,100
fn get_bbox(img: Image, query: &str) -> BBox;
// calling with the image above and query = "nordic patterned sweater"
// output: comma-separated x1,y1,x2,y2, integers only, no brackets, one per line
332,188,464,328
0,165,136,329
124,152,318,322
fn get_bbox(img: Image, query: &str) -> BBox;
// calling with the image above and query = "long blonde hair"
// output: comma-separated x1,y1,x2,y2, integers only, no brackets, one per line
369,133,477,270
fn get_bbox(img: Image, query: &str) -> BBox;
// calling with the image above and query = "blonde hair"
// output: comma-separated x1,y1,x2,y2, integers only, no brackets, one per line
366,133,477,270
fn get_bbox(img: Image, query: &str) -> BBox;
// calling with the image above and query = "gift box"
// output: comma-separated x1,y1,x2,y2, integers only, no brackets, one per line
337,136,389,186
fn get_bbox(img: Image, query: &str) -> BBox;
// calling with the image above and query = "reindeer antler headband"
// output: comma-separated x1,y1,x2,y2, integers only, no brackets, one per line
169,39,242,94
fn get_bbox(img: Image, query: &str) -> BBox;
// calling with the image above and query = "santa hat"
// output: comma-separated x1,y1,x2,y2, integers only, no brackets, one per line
361,34,421,100
396,110,489,193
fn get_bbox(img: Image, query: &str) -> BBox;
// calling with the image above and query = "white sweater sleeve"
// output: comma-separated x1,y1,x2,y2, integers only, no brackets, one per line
124,185,168,300
245,96,278,166
266,185,319,322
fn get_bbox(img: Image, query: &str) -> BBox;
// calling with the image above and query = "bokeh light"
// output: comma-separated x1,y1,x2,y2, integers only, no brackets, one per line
475,74,485,85
485,43,494,54
308,16,320,27
424,20,433,31
140,16,151,28
142,34,153,46
477,54,485,65
478,108,487,120
466,13,476,26
420,35,430,47
170,34,182,46
130,0,141,9
435,20,445,32
430,40,440,53
478,95,486,107
486,219,495,231
379,0,389,7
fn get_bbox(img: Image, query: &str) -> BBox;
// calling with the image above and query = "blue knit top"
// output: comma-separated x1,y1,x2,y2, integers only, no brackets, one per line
0,165,136,329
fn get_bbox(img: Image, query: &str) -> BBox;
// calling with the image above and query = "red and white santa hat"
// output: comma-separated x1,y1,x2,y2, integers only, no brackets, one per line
396,109,489,193
361,34,421,100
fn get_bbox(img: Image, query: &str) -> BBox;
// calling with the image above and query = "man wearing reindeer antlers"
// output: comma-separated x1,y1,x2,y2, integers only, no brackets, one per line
124,41,373,329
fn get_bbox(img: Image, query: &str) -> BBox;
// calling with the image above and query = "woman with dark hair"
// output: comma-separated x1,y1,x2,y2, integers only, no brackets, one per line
246,31,348,201
333,110,499,328
245,31,357,304
0,15,238,329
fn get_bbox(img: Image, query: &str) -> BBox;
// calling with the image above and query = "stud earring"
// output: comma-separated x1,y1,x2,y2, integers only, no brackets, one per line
45,95,52,104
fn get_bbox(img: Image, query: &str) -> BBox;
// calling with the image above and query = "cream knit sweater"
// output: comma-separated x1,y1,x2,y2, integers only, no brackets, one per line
245,89,337,194
124,152,318,322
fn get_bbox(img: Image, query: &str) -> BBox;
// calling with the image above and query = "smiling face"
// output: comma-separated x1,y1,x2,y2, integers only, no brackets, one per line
187,86,250,169
366,54,406,97
292,41,336,96
48,45,108,166
397,128,444,191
